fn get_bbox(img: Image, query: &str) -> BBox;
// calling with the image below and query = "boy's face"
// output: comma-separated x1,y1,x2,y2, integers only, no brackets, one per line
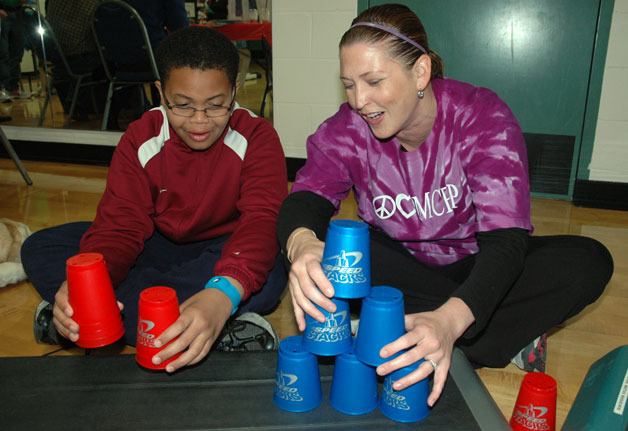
156,67,234,151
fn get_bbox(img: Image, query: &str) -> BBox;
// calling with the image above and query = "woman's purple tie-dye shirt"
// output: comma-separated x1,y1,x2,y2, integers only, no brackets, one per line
292,78,532,266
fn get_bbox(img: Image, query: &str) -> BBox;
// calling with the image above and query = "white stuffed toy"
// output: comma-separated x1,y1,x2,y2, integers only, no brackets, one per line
0,218,31,288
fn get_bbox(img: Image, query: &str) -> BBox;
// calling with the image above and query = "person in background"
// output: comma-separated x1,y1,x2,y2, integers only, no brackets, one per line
124,0,189,51
0,5,9,103
101,0,189,129
205,0,228,20
22,26,288,372
0,0,26,102
0,4,12,121
44,0,104,121
277,3,613,406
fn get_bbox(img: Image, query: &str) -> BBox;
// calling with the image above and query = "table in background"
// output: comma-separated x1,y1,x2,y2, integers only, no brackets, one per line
196,21,271,44
211,21,271,45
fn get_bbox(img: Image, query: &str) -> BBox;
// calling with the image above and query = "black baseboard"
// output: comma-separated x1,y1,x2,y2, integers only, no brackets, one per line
0,139,114,166
1,139,308,178
573,180,628,211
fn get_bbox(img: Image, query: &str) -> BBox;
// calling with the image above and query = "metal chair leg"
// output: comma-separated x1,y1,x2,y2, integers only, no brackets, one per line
101,82,114,130
90,86,99,115
68,76,83,121
38,75,54,127
0,126,33,186
38,93,49,127
260,79,271,118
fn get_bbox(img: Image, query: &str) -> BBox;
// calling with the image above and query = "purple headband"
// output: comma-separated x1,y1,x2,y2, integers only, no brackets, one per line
350,22,427,54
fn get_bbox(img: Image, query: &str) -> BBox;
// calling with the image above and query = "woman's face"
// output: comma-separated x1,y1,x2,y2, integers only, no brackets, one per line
340,42,422,140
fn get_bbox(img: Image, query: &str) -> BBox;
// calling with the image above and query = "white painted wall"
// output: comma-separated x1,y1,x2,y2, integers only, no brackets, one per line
272,0,357,159
589,0,628,183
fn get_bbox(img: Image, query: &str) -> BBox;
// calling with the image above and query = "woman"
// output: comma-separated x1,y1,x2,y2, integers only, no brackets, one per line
276,4,613,406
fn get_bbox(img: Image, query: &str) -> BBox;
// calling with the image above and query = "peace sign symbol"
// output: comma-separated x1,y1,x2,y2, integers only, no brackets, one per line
372,195,396,219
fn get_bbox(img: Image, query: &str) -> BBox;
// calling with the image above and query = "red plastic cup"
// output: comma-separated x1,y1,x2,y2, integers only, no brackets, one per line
510,372,557,431
135,286,182,370
66,253,125,348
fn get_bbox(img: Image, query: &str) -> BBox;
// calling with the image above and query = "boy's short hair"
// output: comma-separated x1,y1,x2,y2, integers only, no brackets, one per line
156,26,239,87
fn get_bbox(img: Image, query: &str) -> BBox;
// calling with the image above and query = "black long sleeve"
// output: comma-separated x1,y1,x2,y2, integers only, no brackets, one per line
276,190,529,339
452,228,529,338
277,191,336,253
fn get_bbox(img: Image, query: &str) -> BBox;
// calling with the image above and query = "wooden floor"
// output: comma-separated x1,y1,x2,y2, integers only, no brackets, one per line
1,158,627,427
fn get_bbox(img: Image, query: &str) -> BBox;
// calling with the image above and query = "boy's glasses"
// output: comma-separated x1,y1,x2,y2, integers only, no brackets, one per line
163,90,235,118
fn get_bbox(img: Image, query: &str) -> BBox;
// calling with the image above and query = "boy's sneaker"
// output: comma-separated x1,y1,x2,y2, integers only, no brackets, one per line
0,89,11,103
350,317,360,336
9,88,31,99
511,333,547,372
215,312,279,352
33,300,62,345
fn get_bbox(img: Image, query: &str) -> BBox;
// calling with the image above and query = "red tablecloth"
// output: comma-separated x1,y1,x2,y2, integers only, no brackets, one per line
197,21,271,45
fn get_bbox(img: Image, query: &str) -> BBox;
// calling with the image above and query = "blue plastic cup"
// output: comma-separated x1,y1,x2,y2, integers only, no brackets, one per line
354,285,405,366
379,361,430,423
321,220,371,299
273,335,322,412
329,350,378,415
303,297,352,356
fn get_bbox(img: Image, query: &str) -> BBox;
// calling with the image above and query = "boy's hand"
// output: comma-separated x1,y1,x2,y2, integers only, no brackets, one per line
152,287,233,372
52,280,124,343
52,281,79,342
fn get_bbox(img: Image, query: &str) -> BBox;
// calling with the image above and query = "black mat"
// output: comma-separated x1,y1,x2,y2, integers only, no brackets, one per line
0,351,503,430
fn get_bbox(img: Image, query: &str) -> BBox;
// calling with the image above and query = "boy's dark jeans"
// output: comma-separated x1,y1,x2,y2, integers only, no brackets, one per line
22,222,287,345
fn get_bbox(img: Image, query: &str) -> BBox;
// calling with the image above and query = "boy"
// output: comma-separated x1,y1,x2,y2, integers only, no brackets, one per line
21,26,287,373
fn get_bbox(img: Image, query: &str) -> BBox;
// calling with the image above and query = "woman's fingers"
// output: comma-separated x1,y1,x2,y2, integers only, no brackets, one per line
295,260,336,309
389,359,435,390
289,284,306,331
427,358,449,406
373,312,453,406
288,259,336,324
307,260,335,297
290,279,327,323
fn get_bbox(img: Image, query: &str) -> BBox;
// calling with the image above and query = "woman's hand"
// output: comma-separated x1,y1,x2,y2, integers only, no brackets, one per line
152,286,233,373
286,228,336,331
375,298,474,406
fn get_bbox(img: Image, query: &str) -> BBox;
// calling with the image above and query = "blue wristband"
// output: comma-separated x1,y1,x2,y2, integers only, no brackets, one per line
204,276,241,316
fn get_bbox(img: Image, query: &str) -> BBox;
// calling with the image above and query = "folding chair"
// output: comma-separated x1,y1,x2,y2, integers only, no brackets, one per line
23,7,103,127
91,0,160,130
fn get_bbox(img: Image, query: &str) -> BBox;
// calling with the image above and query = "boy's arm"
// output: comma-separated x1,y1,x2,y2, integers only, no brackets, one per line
213,122,288,300
80,131,155,286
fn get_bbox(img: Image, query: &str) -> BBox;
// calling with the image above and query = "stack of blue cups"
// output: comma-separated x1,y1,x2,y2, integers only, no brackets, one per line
272,220,431,423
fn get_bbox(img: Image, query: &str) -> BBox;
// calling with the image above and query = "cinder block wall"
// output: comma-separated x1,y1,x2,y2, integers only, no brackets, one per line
590,0,628,183
273,0,357,159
